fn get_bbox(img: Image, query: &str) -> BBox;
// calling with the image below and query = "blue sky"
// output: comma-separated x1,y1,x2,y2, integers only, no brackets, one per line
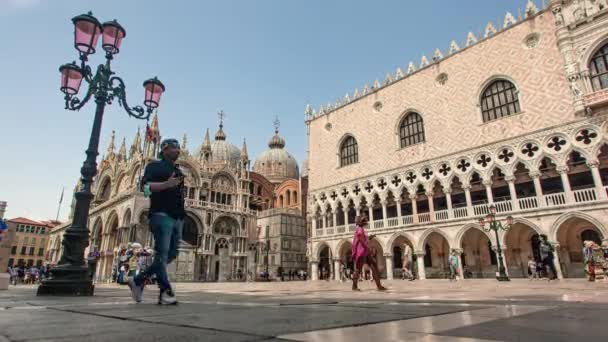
0,0,537,221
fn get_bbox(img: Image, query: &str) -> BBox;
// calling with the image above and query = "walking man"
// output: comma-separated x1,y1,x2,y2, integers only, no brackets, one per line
539,234,558,280
129,138,185,304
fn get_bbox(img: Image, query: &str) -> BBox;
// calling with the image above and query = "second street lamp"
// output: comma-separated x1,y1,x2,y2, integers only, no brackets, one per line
38,12,165,296
478,205,513,282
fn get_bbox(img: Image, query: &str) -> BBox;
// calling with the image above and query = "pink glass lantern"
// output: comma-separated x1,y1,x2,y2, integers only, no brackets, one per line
72,12,102,55
143,77,166,109
59,62,84,95
506,216,514,226
102,20,126,55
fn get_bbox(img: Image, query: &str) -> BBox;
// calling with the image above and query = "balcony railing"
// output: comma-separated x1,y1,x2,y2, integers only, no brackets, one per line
313,189,608,238
544,193,566,206
518,196,539,210
573,188,597,203
387,217,399,227
418,212,431,223
453,207,469,219
435,209,449,221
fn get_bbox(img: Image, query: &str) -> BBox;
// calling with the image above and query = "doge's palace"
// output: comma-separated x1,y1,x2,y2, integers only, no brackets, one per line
306,0,608,281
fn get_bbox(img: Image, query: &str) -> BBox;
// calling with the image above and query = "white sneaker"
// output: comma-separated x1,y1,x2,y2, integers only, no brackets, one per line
158,288,177,305
128,277,145,303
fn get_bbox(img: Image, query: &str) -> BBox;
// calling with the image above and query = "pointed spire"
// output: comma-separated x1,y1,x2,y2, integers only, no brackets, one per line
107,130,116,155
344,93,350,103
504,12,517,28
363,83,370,95
373,79,381,89
407,62,416,74
305,103,313,116
150,113,159,131
130,127,142,157
433,48,443,61
215,110,227,140
449,40,460,54
202,128,211,152
466,32,478,46
241,138,249,160
420,55,429,68
181,133,188,152
485,22,497,38
353,88,360,98
384,73,392,86
525,0,539,17
395,67,404,79
118,137,127,158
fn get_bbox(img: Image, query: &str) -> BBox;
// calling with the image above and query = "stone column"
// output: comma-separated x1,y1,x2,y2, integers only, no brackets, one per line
505,176,519,211
334,259,341,281
395,199,402,219
426,191,435,222
311,215,317,238
588,162,606,200
552,243,564,280
381,199,388,227
332,210,337,228
323,214,328,229
343,210,349,226
368,205,374,223
311,261,319,281
483,179,494,204
410,194,419,224
558,166,573,203
385,254,394,280
530,172,545,207
415,252,426,279
464,185,473,212
444,188,453,218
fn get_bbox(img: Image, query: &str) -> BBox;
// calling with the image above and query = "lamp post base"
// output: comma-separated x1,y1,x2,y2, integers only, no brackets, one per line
37,265,94,296
496,274,511,282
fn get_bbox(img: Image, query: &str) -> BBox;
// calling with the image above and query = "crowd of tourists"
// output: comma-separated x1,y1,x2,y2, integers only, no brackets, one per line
6,264,50,285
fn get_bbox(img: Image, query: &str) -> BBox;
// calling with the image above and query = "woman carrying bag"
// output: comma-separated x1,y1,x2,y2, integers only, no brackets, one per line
351,215,387,291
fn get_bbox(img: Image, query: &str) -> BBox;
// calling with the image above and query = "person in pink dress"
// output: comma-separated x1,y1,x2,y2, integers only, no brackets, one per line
351,215,386,291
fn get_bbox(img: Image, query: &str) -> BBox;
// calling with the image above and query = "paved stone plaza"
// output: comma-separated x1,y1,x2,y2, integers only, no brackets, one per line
1,280,607,341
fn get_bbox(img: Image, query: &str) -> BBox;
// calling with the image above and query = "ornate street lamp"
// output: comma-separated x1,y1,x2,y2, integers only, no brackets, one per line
38,12,165,296
478,205,513,282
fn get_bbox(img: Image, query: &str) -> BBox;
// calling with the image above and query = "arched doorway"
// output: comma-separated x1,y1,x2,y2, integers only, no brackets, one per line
391,235,414,279
211,216,238,281
504,223,540,278
103,212,119,282
318,244,331,280
337,241,353,275
556,215,605,278
460,228,495,278
422,232,450,278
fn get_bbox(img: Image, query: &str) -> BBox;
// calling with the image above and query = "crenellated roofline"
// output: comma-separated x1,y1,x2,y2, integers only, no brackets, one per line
305,0,547,122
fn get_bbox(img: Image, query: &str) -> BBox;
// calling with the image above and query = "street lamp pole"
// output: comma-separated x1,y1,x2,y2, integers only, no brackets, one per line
38,12,165,296
478,205,513,282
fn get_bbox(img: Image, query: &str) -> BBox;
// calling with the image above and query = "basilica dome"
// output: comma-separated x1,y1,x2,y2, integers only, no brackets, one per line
254,128,299,183
200,123,241,167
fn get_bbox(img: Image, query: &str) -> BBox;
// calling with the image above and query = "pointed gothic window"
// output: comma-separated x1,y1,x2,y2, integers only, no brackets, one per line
399,112,425,148
480,79,520,122
590,43,608,91
339,136,358,167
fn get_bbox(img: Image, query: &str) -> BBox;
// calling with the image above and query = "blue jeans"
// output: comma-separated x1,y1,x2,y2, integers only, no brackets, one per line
135,213,183,291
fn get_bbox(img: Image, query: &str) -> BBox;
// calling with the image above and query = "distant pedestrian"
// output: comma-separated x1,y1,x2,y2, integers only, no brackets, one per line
448,250,459,281
527,256,539,280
